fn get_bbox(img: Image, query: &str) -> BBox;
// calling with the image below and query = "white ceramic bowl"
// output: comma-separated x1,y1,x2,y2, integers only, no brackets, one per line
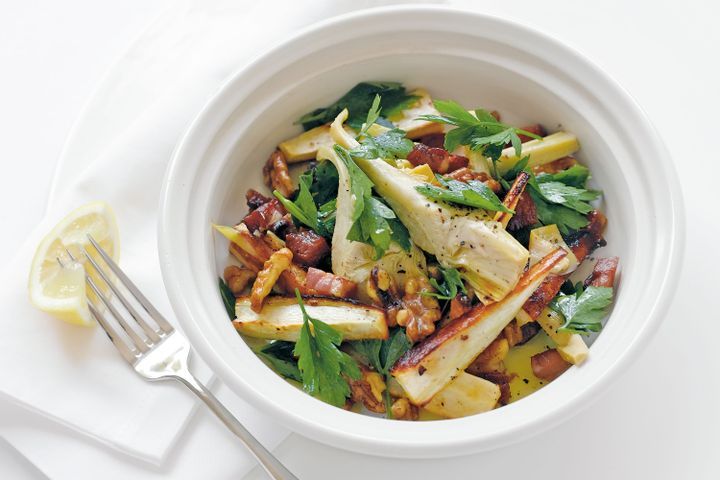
159,6,683,458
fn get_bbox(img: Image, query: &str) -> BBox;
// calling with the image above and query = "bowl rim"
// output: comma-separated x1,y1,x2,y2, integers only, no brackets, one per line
158,4,685,457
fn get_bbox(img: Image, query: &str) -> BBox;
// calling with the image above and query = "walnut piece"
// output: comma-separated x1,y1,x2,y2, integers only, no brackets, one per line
262,150,294,198
366,268,441,343
397,277,442,344
249,247,293,312
391,397,419,421
349,369,386,414
223,265,255,295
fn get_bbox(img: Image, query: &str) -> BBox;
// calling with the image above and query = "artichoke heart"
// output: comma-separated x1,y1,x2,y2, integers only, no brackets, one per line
352,157,529,302
315,115,427,290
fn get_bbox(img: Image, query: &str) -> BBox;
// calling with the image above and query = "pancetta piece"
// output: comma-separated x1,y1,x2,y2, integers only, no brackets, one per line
284,229,330,267
531,349,571,381
507,192,538,231
245,188,271,211
305,267,357,298
242,198,287,234
522,210,607,320
584,256,619,288
407,143,469,174
444,168,501,193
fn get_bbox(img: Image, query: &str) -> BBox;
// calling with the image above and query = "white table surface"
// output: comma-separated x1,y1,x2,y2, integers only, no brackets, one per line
1,1,719,478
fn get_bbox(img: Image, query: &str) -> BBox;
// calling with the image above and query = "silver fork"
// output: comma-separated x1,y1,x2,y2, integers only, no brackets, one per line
58,234,298,480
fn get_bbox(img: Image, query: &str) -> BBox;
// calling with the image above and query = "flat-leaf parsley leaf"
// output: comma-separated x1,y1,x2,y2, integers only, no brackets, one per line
424,265,468,300
273,165,336,238
297,82,418,131
352,328,410,417
293,289,361,407
259,341,302,382
415,174,512,213
350,94,414,161
218,277,236,319
418,99,541,177
335,145,411,258
550,285,613,335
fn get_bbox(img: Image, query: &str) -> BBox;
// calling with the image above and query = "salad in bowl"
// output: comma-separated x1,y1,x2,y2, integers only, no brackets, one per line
213,81,618,420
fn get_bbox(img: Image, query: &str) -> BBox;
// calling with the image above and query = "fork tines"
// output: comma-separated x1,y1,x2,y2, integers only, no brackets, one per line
63,235,175,365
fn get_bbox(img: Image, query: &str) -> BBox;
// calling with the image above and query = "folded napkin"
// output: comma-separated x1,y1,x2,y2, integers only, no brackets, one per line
0,0,440,467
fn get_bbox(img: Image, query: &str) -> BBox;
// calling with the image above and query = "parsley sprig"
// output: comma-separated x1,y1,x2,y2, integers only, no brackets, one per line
503,158,601,234
218,278,236,319
273,163,338,238
424,265,468,300
304,161,339,205
297,81,418,131
335,145,411,258
350,95,414,162
259,341,302,382
293,289,361,407
536,179,600,215
352,328,410,417
415,174,512,213
550,284,614,335
350,128,414,161
357,94,382,138
417,99,541,177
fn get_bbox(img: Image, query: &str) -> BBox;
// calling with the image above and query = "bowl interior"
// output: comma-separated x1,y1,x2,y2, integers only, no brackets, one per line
160,7,680,458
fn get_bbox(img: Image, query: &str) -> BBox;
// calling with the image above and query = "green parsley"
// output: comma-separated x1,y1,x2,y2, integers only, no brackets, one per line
335,145,411,258
415,174,512,213
293,289,361,407
535,179,600,215
218,277,236,319
550,285,614,335
425,265,468,300
351,128,414,161
350,94,414,161
347,196,411,259
502,155,530,182
503,157,600,235
297,82,419,131
304,161,339,206
273,166,336,238
417,99,541,177
530,189,590,235
352,328,410,417
541,164,590,188
357,94,381,137
259,341,302,382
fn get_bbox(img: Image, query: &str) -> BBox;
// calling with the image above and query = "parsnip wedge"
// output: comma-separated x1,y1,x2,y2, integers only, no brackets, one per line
424,372,501,418
388,372,500,418
233,296,388,342
557,335,589,365
278,124,356,163
278,89,441,162
528,225,579,275
493,171,529,228
388,88,444,139
496,131,579,175
535,306,589,365
391,248,567,405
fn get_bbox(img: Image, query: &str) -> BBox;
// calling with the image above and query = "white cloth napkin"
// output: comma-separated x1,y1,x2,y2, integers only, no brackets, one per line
0,0,440,468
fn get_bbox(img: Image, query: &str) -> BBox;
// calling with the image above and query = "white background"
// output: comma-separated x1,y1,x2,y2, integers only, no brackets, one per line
1,1,719,478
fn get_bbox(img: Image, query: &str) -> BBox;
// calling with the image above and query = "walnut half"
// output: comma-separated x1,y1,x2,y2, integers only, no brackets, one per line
262,150,294,198
223,265,256,296
249,248,293,312
349,369,386,414
391,397,419,421
397,277,441,344
366,268,442,344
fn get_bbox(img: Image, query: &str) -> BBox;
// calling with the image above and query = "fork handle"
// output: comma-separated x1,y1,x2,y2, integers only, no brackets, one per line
173,371,298,480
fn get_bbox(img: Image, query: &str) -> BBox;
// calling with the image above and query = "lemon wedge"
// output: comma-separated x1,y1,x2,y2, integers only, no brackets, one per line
28,201,119,326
